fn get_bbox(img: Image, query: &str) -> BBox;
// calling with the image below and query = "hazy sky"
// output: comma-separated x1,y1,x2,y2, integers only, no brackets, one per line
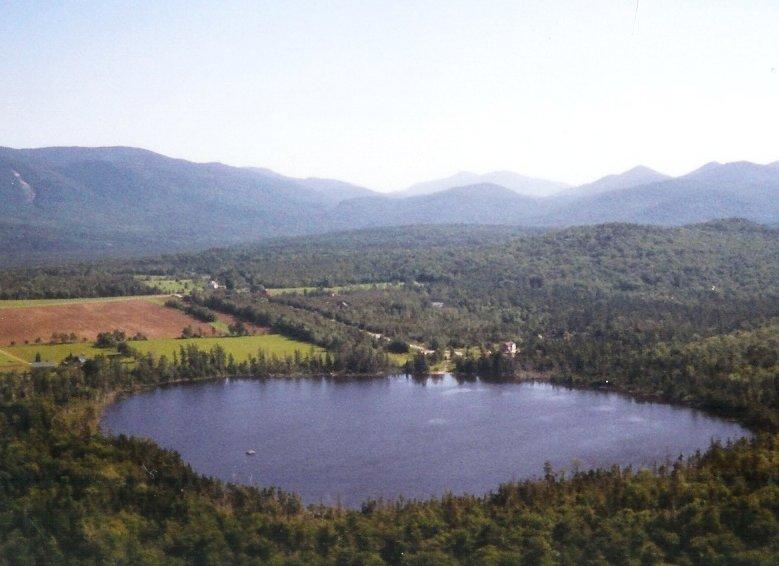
2,1,777,191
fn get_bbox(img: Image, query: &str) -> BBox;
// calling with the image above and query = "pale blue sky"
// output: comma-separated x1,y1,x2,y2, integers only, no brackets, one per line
2,1,777,190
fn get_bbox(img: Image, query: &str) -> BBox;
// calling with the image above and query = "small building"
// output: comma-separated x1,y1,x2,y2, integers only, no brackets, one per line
208,280,220,290
500,341,518,357
431,301,444,308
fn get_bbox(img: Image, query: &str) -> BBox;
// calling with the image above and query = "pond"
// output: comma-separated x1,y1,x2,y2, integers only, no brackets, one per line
101,375,749,507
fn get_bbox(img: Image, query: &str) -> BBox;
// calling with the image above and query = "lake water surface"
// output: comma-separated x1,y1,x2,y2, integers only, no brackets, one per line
101,375,749,507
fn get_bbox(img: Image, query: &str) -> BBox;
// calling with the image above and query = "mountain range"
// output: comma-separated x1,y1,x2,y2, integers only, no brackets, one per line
398,171,569,198
2,145,777,264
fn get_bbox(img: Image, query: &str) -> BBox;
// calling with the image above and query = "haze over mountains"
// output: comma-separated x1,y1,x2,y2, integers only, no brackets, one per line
2,145,777,264
398,171,570,198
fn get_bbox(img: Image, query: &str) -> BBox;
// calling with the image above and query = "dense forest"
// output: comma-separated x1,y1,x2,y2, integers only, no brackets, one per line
0,220,777,563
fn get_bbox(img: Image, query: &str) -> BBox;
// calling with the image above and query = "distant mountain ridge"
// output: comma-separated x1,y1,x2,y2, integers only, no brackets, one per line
565,166,670,198
1,145,777,264
539,161,779,226
246,167,377,202
399,170,569,198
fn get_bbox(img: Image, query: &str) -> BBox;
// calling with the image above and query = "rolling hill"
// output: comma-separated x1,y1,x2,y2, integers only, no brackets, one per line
329,184,541,230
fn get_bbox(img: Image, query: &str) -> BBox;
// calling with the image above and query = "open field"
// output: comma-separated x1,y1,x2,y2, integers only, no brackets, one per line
3,343,120,365
131,334,322,360
386,352,412,366
267,281,403,296
0,295,168,308
4,334,321,365
0,296,227,345
0,348,27,370
134,276,202,294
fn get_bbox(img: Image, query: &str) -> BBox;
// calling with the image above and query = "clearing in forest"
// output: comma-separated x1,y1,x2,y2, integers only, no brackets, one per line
4,334,320,365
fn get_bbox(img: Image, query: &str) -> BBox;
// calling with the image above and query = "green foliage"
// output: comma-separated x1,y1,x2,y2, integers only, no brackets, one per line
0,221,777,562
386,338,410,354
0,268,154,299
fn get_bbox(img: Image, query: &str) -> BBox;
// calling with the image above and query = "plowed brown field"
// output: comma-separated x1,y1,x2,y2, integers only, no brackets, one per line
0,298,260,345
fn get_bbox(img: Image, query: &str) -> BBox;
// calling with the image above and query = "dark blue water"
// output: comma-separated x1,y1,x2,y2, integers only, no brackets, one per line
101,375,749,507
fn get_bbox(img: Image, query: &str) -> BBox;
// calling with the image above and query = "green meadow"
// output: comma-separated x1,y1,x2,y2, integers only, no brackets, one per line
4,343,118,365
4,334,322,366
135,275,201,294
0,349,27,369
131,334,322,360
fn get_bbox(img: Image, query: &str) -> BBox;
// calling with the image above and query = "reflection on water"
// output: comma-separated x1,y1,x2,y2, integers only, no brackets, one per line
102,374,749,507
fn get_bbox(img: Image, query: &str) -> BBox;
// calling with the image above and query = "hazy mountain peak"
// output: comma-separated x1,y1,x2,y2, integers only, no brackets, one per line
400,170,568,198
688,161,724,175
425,182,525,199
684,160,772,183
568,165,670,197
1,146,776,262
296,177,377,202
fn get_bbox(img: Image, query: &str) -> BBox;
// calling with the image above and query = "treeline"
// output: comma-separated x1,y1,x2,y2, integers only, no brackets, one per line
201,293,373,351
164,297,217,322
0,267,153,299
1,345,390,408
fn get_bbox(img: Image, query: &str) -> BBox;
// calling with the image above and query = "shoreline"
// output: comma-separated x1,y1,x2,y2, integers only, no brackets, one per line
96,370,755,510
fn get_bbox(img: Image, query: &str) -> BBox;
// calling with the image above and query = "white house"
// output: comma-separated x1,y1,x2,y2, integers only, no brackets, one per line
500,341,518,357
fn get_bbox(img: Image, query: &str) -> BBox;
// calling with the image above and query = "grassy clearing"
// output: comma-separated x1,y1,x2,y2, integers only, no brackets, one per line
267,281,402,296
386,352,413,366
210,320,230,334
0,295,169,309
131,335,323,360
5,343,118,364
135,276,201,294
4,334,322,365
0,348,28,369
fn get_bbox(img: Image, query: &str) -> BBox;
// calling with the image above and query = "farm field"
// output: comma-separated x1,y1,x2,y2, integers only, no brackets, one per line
0,348,27,370
0,296,239,345
0,295,167,308
4,334,322,366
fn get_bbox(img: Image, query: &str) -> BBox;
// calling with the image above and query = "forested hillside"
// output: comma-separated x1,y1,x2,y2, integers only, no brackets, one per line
2,145,777,263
